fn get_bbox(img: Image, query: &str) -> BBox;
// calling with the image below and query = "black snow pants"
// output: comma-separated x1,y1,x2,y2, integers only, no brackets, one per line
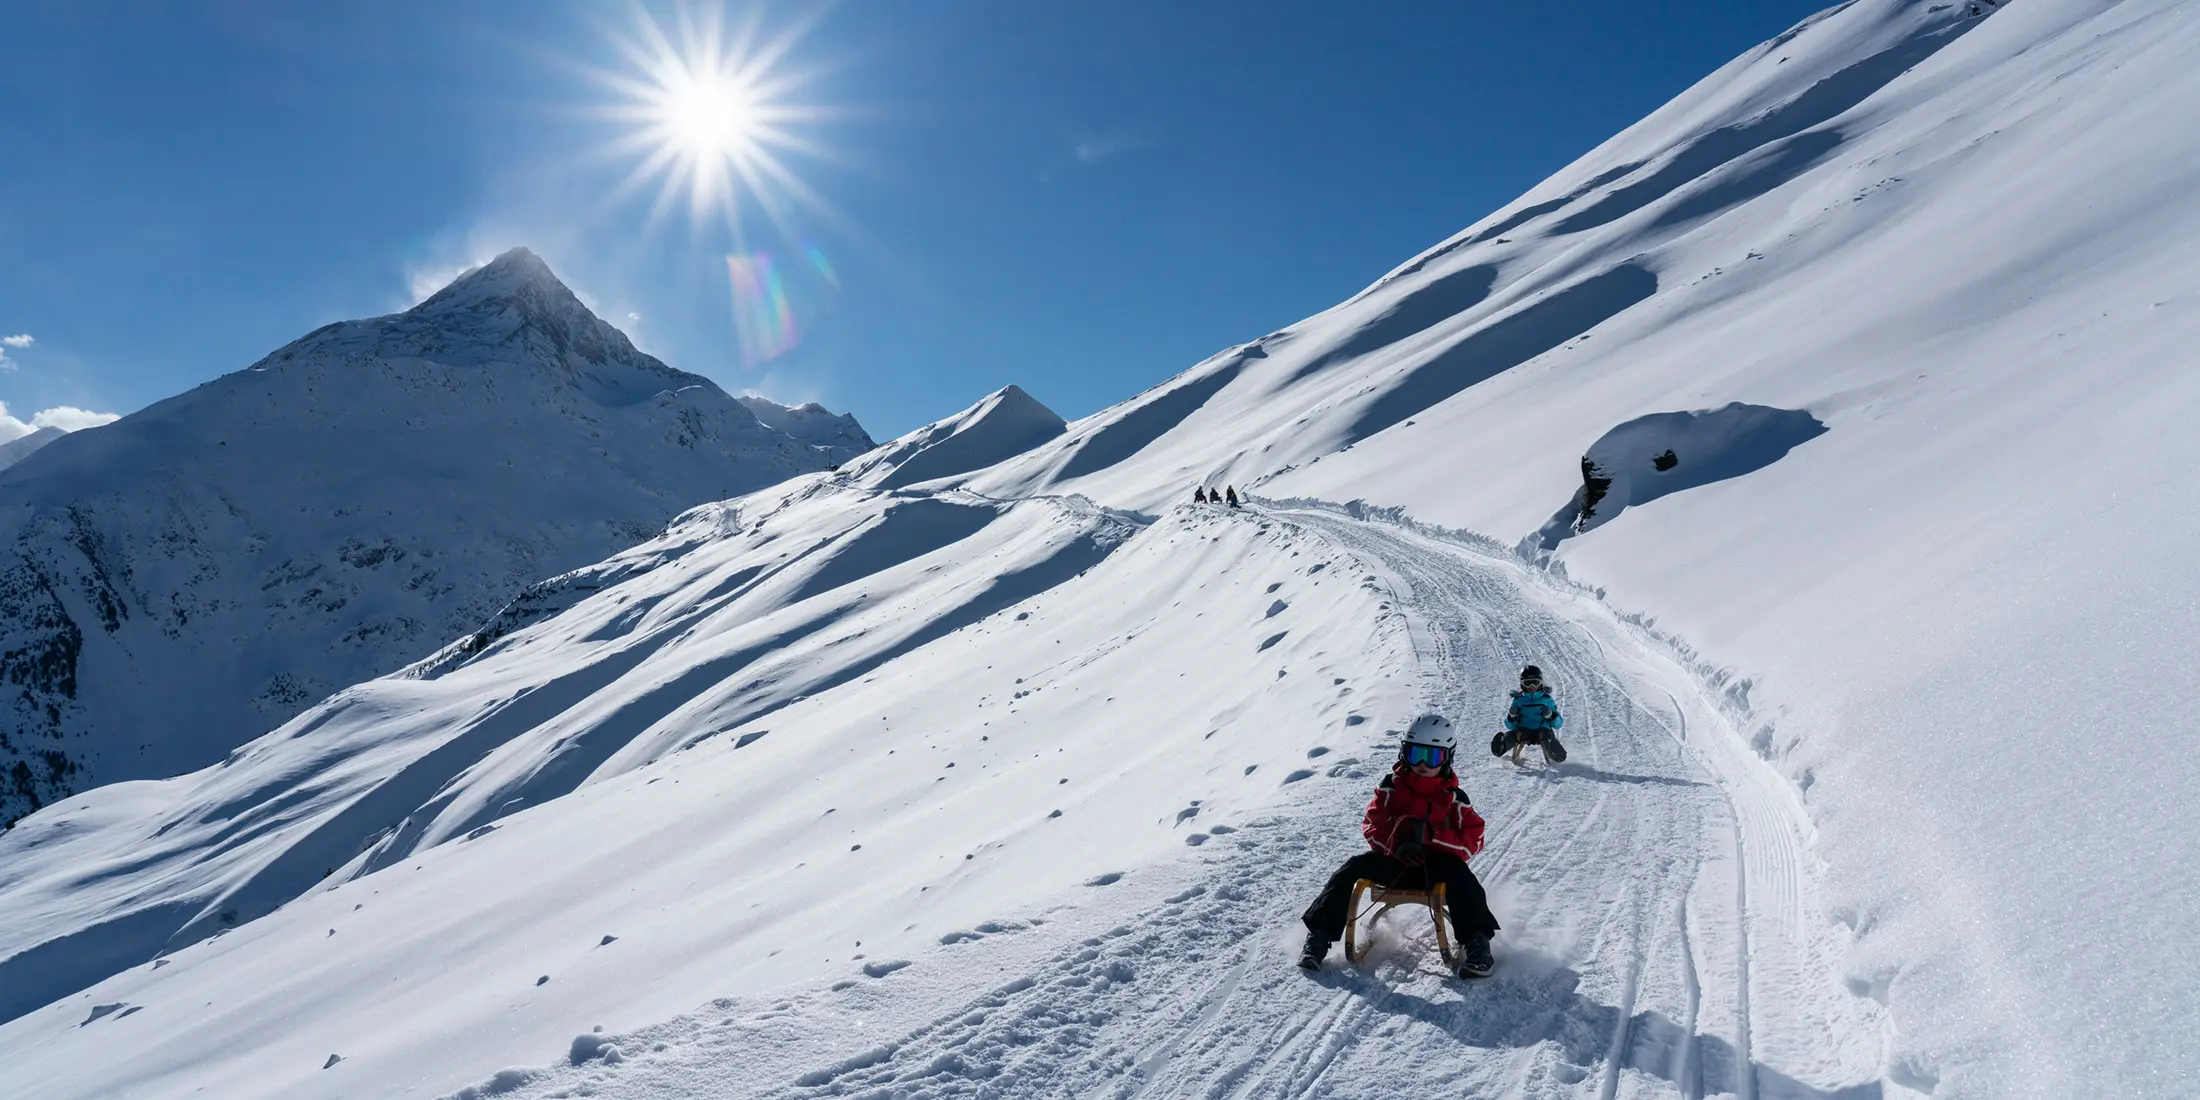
1301,850,1499,947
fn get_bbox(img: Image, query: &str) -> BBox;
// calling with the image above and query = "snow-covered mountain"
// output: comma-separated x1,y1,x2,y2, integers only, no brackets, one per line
4,1,2198,1098
0,248,871,824
734,394,872,457
834,384,1067,489
0,426,68,472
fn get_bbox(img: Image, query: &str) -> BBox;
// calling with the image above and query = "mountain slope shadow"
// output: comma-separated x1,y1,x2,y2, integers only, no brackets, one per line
1347,264,1658,445
1553,17,1972,235
1381,162,1650,285
1652,129,1844,229
785,499,1002,605
1286,265,1499,385
0,902,199,1025
1536,403,1828,550
1054,354,1254,481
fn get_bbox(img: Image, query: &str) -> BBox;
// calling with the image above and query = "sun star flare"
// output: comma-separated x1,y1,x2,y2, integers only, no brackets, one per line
590,3,833,239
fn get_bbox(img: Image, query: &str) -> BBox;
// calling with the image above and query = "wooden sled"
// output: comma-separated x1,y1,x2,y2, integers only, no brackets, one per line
1342,878,1462,968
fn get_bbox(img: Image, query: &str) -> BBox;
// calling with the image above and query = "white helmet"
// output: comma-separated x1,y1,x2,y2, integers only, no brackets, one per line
1404,713,1457,750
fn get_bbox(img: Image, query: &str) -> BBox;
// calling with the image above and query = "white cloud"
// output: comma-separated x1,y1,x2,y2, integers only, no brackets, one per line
0,401,121,442
1071,130,1145,165
407,257,496,306
741,373,826,410
0,334,31,348
33,406,121,432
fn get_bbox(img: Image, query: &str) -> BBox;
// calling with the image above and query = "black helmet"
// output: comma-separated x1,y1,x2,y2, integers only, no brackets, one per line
1520,664,1543,684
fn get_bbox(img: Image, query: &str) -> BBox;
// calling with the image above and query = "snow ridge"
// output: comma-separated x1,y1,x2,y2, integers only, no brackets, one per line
837,384,1068,490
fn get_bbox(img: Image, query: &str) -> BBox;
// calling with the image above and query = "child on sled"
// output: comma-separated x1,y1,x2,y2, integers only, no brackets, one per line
1299,714,1500,978
1492,664,1567,765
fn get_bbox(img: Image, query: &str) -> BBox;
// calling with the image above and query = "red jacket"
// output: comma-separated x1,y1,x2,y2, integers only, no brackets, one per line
1362,766,1486,860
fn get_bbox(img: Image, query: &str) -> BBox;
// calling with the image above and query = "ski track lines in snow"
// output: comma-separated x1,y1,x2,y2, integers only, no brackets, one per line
477,507,1890,1100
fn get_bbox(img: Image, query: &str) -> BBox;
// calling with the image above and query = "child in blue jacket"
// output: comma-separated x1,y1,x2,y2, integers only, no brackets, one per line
1493,665,1567,764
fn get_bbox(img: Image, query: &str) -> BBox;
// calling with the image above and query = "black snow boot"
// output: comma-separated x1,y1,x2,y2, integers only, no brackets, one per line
1490,730,1514,757
1454,934,1494,979
1542,733,1568,765
1298,933,1330,972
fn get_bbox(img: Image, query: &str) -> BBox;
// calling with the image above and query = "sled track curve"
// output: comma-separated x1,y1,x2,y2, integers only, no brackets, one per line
481,504,1893,1100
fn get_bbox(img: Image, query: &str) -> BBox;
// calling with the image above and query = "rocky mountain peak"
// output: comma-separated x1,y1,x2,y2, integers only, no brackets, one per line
254,248,693,403
412,248,577,320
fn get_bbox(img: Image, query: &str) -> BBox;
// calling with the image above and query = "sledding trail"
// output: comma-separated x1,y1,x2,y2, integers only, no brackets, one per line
480,505,1891,1100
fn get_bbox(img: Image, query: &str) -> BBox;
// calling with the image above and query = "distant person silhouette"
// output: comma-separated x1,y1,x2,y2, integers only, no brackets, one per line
1225,487,1241,509
1193,487,1207,504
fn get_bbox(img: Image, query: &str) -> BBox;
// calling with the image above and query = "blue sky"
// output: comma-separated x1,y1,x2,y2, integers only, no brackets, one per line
0,1,1829,440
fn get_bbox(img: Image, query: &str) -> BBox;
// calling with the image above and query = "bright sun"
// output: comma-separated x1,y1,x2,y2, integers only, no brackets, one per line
666,79,758,157
590,4,830,237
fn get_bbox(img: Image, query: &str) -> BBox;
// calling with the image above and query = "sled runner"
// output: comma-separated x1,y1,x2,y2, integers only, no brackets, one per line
1342,878,1462,969
1493,729,1566,765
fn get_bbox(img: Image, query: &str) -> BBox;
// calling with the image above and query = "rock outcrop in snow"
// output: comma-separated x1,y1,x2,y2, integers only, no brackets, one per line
0,249,872,824
1532,403,1828,548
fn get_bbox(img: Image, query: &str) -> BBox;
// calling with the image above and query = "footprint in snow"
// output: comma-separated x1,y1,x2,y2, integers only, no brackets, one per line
1257,631,1288,652
322,1054,342,1070
1085,872,1124,886
862,959,912,978
1265,600,1288,618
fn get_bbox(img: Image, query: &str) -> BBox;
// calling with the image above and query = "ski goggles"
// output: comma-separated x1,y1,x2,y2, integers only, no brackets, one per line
1402,743,1450,769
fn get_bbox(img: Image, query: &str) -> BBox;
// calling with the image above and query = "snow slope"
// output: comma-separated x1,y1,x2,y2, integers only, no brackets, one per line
0,491,1410,1094
461,508,1890,1100
0,426,68,473
915,2,2190,1091
0,248,872,824
5,0,2197,1096
0,499,1899,1100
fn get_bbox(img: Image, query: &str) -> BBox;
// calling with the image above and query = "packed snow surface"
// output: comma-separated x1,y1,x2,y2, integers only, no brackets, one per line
6,0,2199,1097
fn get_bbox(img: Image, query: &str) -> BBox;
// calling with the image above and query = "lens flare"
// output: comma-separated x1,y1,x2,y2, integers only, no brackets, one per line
803,241,839,289
728,252,798,366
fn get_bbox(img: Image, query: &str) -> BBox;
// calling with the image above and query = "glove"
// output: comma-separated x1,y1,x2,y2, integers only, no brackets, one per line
1394,818,1428,865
